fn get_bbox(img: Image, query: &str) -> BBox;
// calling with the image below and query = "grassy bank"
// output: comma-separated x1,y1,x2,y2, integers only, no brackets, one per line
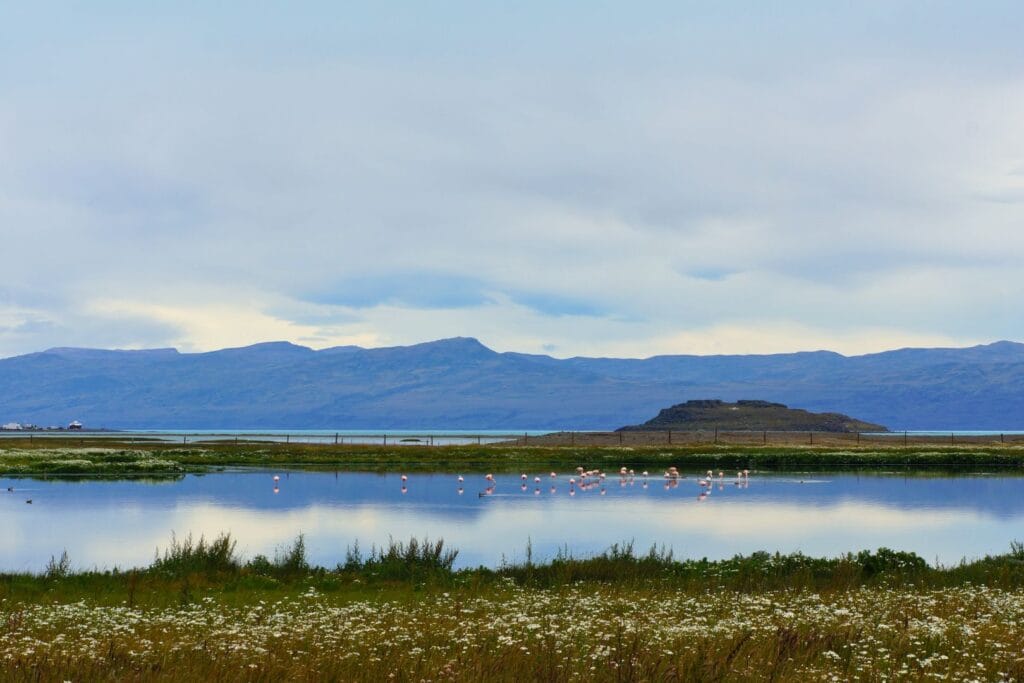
5,536,1024,681
4,441,1024,476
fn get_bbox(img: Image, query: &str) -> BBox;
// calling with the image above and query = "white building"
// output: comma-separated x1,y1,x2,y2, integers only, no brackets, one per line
1,422,22,431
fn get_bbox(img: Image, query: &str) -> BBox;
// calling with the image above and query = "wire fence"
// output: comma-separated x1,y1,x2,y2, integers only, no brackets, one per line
2,430,1023,447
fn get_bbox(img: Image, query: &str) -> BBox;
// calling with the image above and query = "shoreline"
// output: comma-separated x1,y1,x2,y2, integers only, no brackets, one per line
4,441,1024,475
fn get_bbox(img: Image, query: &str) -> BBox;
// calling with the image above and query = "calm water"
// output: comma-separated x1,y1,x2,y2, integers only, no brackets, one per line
2,469,1022,572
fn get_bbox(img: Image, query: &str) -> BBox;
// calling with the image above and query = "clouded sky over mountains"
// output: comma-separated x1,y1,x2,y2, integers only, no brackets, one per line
2,2,1023,358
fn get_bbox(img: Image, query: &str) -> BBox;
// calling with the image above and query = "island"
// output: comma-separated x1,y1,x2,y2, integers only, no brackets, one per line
617,399,888,433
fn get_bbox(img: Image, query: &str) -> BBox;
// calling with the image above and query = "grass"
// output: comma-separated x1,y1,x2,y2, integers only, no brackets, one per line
5,535,1024,680
5,441,1024,477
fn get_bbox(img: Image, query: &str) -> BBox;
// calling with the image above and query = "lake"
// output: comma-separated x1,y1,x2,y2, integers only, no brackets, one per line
2,468,1022,572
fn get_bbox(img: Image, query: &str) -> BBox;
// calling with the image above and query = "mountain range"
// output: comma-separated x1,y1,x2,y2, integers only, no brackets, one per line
1,337,1023,430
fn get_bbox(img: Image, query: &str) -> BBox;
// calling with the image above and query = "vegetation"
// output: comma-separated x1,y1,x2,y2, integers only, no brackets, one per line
4,440,1024,477
5,535,1024,680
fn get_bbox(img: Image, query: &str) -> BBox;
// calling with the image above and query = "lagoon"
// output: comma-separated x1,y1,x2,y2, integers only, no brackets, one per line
2,469,1022,572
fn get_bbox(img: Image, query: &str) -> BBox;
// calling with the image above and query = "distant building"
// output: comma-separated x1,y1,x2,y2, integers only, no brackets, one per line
1,422,22,431
68,420,83,430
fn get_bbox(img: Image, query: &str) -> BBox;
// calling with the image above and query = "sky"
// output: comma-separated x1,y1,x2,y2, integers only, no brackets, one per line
1,1,1023,359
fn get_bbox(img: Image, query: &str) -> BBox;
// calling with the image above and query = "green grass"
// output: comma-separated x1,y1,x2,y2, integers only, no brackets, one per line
4,441,1024,477
6,535,1024,681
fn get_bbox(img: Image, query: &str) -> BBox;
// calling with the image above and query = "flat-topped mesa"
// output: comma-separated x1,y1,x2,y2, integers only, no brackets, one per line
618,399,887,433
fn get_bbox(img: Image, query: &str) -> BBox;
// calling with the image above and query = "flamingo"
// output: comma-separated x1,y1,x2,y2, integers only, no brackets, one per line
457,475,464,483
534,476,541,483
401,474,408,482
550,472,557,478
521,473,527,481
273,475,280,483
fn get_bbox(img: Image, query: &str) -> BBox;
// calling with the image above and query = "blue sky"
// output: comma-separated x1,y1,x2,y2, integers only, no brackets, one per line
2,2,1023,358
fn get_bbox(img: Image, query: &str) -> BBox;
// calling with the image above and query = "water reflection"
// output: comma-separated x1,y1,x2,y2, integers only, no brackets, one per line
2,470,1023,571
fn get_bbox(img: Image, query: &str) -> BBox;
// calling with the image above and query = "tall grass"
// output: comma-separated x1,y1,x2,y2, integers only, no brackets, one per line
9,533,1024,594
339,536,458,579
150,533,240,575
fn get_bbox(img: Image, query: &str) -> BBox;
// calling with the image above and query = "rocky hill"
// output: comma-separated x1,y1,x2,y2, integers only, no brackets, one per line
618,399,888,433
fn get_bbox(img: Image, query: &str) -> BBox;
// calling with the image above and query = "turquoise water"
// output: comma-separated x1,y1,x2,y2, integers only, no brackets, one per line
3,469,1023,572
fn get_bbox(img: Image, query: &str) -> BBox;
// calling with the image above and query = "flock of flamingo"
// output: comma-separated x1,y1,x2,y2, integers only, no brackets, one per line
263,465,753,500
389,465,753,499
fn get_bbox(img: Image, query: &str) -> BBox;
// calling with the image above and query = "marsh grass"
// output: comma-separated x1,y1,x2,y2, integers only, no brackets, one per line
150,533,240,576
6,536,1024,681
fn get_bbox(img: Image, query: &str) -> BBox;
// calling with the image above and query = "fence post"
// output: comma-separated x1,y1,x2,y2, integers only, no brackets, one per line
951,432,954,446
763,430,766,445
809,431,813,445
286,434,290,444
334,433,339,445
619,431,623,445
383,434,387,446
524,432,528,445
183,435,187,445
856,431,860,445
477,435,481,445
904,431,907,446
1001,433,1005,443
667,429,672,445
714,427,718,444
570,431,575,446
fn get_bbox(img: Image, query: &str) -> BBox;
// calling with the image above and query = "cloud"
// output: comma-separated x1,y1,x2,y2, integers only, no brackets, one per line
1,4,1024,358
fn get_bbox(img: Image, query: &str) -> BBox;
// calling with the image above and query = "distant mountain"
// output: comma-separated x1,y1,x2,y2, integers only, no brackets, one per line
1,337,1024,429
618,399,888,433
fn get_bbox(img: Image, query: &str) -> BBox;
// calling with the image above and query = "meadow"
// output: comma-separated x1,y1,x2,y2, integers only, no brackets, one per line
5,535,1024,681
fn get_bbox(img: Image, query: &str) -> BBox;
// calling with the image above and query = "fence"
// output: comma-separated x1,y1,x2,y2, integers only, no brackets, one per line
1,430,1023,447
